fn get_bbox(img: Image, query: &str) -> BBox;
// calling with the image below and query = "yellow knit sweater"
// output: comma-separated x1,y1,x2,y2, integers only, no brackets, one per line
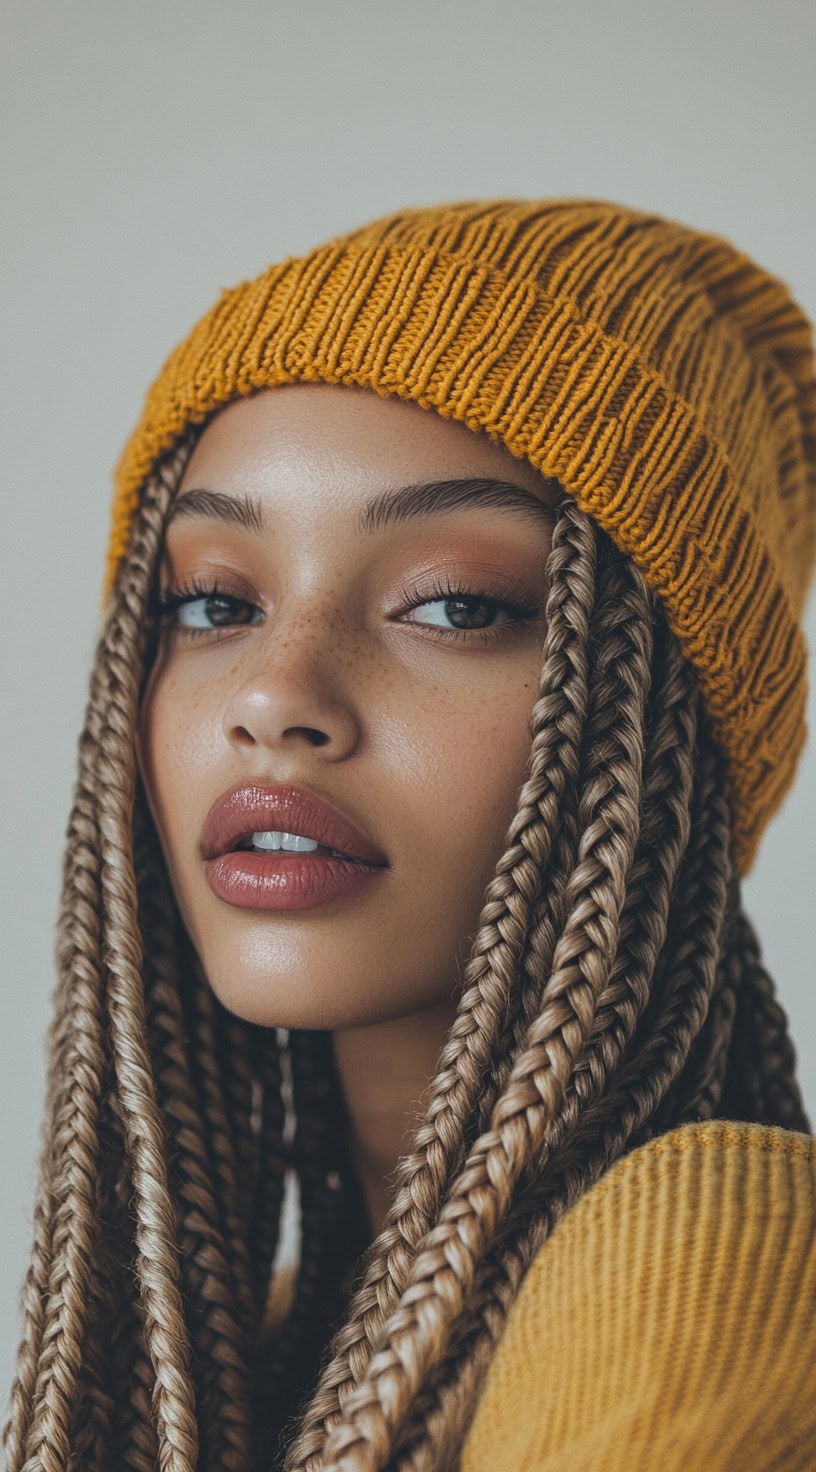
264,1119,816,1470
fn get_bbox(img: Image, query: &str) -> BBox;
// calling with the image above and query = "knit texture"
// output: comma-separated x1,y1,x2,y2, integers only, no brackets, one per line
106,199,816,873
461,1119,816,1472
263,1120,816,1471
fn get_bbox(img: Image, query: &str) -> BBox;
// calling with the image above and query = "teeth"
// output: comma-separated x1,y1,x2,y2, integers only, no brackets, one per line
247,830,351,858
250,830,320,852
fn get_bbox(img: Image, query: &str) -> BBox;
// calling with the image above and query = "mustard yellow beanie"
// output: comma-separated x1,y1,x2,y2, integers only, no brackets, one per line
107,198,816,875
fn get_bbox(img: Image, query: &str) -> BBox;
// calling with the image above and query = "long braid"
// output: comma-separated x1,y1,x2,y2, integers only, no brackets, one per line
492,497,593,1082
2,591,118,1472
135,814,256,1469
177,934,258,1336
58,1062,120,1472
649,858,741,1130
93,446,201,1472
580,722,732,1162
77,1065,154,1472
83,1065,159,1472
719,908,812,1132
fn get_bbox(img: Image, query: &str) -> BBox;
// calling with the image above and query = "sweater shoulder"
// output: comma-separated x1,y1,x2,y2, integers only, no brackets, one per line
462,1119,816,1472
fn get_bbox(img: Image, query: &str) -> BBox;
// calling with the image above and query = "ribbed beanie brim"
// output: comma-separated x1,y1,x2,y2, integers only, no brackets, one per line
106,198,816,874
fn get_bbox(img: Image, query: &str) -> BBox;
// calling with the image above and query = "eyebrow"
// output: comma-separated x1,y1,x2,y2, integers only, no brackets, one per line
165,476,560,537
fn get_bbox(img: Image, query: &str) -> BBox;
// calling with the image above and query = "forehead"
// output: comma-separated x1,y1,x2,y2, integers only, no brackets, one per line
176,381,557,512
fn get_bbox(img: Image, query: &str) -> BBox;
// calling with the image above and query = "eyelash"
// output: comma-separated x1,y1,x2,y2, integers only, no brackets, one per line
148,575,542,646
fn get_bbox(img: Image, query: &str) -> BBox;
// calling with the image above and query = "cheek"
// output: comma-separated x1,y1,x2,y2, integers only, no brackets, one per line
392,669,540,910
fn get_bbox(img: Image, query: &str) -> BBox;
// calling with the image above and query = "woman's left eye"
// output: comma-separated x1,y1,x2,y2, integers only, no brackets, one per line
404,587,541,642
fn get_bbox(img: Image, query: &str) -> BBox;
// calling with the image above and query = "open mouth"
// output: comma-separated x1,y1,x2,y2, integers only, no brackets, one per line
203,828,386,911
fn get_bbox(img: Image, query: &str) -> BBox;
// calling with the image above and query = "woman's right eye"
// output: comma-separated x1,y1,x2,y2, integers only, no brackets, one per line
151,584,263,635
178,594,260,630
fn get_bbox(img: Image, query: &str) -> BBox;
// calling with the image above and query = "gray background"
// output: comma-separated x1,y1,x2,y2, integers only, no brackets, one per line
2,0,814,1428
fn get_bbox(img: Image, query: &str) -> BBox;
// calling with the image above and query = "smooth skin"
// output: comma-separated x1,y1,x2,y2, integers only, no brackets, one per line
137,382,558,1229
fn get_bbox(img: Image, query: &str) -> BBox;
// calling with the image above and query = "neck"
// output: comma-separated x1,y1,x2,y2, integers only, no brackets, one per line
331,998,457,1237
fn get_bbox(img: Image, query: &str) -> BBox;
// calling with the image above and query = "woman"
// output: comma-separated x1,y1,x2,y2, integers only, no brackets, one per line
4,198,815,1471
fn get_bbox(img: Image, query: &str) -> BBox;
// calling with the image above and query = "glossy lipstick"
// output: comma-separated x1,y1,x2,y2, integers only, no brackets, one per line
200,783,389,911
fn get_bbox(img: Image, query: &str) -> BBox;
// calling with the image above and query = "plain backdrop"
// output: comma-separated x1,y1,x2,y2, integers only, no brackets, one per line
2,0,815,1430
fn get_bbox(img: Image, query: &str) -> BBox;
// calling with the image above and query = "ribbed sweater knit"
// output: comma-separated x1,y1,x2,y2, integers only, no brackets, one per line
263,1119,816,1470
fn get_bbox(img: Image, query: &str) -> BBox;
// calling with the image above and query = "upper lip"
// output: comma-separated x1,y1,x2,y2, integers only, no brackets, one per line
200,783,389,866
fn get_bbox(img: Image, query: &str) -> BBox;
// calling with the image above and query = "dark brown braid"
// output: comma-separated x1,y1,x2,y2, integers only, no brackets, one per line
719,909,811,1132
246,1026,288,1316
3,442,810,1472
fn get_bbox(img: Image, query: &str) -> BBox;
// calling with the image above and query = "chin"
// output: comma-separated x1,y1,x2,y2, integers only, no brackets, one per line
199,942,456,1032
205,975,406,1031
180,902,463,1033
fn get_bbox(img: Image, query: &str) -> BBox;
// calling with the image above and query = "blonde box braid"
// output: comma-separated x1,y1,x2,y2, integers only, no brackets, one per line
4,436,811,1472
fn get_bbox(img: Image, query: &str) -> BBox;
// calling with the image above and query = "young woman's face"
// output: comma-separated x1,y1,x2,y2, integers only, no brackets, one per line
137,383,557,1029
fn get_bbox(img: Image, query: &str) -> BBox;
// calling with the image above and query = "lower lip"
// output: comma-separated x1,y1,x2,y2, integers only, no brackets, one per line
204,850,386,910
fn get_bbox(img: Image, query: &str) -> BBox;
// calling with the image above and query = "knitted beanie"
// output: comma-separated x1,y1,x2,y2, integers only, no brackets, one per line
106,198,816,875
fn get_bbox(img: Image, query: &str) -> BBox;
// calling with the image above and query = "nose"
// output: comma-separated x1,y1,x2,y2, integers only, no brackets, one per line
221,617,362,760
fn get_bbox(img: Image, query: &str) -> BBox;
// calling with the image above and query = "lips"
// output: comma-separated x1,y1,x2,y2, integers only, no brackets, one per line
200,783,389,867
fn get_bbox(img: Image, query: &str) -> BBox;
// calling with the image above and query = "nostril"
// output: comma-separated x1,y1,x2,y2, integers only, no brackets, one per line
281,726,331,746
